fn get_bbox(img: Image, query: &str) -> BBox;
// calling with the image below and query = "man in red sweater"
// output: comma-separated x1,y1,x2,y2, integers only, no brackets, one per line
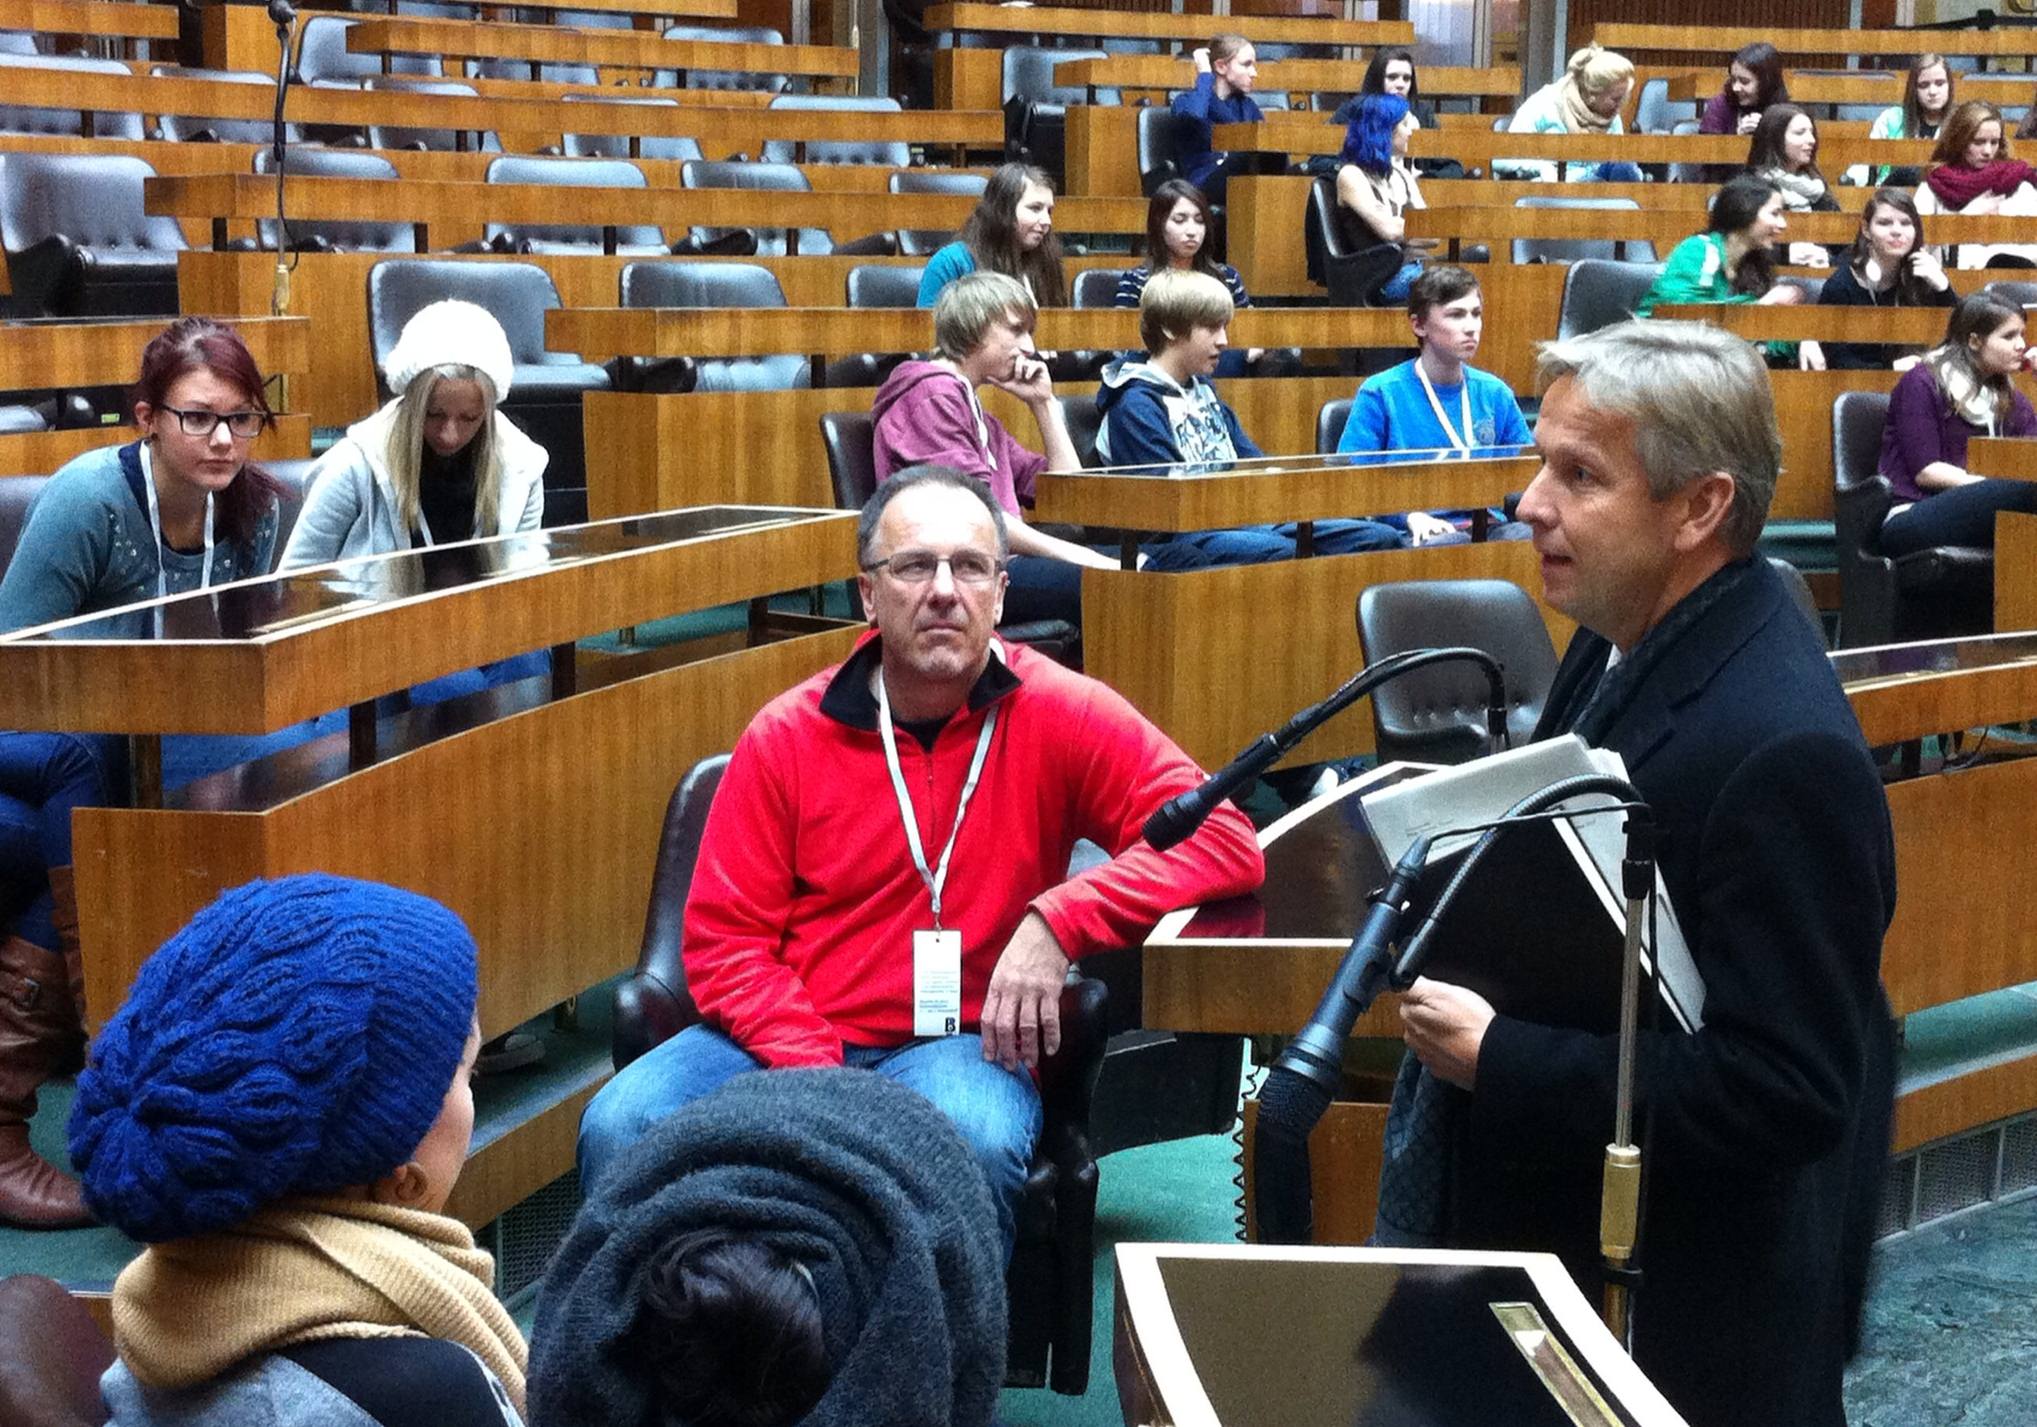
576,467,1265,1248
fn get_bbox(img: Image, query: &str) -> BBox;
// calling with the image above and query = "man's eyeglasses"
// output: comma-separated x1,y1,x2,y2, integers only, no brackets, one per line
156,405,270,440
861,549,1005,586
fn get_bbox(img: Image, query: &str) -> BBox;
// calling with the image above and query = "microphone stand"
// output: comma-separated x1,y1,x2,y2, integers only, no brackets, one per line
267,0,299,322
1252,773,1661,1348
1143,646,1510,853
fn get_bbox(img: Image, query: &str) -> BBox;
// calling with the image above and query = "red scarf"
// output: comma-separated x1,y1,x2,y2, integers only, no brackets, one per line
1926,158,2034,208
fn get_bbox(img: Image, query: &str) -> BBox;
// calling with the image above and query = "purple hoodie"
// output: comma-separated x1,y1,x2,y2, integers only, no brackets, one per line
870,360,1045,516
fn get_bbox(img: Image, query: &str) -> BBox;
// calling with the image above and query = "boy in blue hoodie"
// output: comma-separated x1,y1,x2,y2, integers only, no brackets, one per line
1335,265,1533,544
1095,270,1403,553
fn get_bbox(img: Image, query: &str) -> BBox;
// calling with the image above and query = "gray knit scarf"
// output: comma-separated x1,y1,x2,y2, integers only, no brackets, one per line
529,1068,1006,1427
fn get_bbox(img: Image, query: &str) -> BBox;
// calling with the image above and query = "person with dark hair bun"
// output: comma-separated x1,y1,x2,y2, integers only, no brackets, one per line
69,874,527,1425
536,1069,1006,1427
0,317,284,1230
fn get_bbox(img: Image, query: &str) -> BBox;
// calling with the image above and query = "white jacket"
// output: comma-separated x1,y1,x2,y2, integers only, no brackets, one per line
279,401,548,571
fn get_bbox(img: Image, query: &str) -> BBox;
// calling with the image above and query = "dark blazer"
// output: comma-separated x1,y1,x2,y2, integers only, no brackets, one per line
1450,559,1898,1427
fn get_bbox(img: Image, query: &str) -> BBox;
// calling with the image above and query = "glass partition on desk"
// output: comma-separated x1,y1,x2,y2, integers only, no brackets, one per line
1075,444,1535,480
1830,630,2037,689
1,505,837,645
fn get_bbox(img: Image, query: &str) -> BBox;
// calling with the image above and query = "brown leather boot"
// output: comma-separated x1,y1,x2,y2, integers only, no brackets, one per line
43,865,86,1074
0,935,92,1228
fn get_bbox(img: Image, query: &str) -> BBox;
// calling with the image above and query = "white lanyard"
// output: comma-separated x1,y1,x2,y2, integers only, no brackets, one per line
958,373,998,472
138,442,215,600
877,668,999,932
1415,360,1475,453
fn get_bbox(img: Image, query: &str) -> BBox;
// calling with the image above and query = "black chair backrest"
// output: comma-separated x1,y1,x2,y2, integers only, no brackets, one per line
623,260,806,390
1135,106,1195,195
1003,45,1114,107
1059,393,1101,468
1768,556,1824,641
485,155,663,251
1832,389,1890,497
560,95,700,161
761,94,909,166
680,159,824,256
149,66,273,144
1071,267,1122,309
0,474,50,583
367,259,564,396
845,262,927,308
1982,278,2037,310
254,145,413,252
1315,397,1352,455
1356,578,1560,764
295,15,438,84
0,53,144,139
1511,197,1654,266
819,410,879,510
1554,259,1663,341
654,23,787,92
1302,174,1350,286
890,169,986,257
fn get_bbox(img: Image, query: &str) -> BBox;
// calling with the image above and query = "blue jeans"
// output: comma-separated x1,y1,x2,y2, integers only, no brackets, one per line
578,1024,1042,1256
1378,259,1425,304
0,732,107,949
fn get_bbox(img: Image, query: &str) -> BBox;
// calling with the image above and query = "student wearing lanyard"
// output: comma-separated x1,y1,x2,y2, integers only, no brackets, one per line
280,300,547,572
574,467,1265,1252
0,317,282,1228
1334,265,1534,544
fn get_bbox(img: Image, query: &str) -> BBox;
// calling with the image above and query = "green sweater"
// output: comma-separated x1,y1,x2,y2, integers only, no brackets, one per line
1640,233,1794,361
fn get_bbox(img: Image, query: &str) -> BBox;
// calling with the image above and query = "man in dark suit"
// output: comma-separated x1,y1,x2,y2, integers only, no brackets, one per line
1382,320,1897,1427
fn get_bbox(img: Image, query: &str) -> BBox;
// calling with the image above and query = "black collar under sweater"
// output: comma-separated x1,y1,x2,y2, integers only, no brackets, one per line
819,637,1021,751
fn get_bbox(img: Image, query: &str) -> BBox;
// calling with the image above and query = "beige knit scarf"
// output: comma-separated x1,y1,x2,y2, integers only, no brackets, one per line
112,1196,529,1415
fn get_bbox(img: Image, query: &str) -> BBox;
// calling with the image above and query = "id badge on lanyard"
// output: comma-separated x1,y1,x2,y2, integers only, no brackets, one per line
1415,362,1475,455
138,443,216,614
877,667,998,1037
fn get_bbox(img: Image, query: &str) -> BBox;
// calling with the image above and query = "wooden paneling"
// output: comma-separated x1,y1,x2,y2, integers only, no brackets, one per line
1998,512,2037,634
70,626,862,1037
1241,1097,1388,1245
1894,1056,2037,1155
922,3,1413,46
0,416,313,474
444,1081,607,1229
1078,540,1566,771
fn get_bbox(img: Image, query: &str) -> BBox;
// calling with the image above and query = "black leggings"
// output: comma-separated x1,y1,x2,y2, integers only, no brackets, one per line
1880,478,2037,556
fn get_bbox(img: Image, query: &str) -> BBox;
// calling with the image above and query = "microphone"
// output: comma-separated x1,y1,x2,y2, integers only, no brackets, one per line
267,0,296,25
1142,646,1509,852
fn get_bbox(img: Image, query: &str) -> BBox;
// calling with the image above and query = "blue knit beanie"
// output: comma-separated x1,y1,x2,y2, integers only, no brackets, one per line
67,874,479,1243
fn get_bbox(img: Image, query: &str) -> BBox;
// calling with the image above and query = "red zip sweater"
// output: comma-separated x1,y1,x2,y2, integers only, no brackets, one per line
682,634,1266,1067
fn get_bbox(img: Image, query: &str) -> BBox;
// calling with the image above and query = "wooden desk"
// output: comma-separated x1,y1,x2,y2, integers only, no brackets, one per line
409,0,737,17
1213,120,1935,172
148,173,1106,252
0,505,862,1225
345,16,859,83
1968,436,2037,483
1997,513,2037,634
0,64,1002,155
1053,56,1518,104
1663,69,2037,107
7,0,178,44
1651,304,1951,345
925,3,1413,111
1405,205,2032,261
549,305,1417,367
1594,22,2037,60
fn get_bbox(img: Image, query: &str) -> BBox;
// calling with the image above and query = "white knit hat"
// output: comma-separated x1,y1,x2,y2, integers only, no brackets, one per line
382,298,515,401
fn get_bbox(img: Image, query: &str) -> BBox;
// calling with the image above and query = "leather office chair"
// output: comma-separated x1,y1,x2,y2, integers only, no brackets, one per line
1769,556,1825,643
1004,46,1112,183
1302,176,1407,307
1134,104,1197,197
890,170,985,257
1071,267,1123,309
1511,197,1657,266
1982,278,2037,310
0,1275,112,1427
367,259,609,524
1633,77,1697,134
816,410,1082,662
681,159,894,258
0,475,52,582
1058,392,1103,469
1356,579,1560,764
619,260,809,393
560,96,702,162
0,53,143,139
652,24,790,93
1316,396,1352,455
611,756,1106,1396
484,156,668,255
845,261,928,308
253,147,415,253
364,76,498,153
0,154,186,318
761,95,910,167
294,15,440,86
474,53,597,86
1554,258,1664,341
148,66,278,144
1831,389,1993,647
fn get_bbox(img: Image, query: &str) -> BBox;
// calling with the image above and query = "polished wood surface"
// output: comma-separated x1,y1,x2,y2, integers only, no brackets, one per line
1840,642,2037,747
1054,56,1519,101
69,623,862,1042
922,3,1413,46
1405,205,2031,259
1216,121,1936,170
443,1081,605,1230
1894,1056,2037,1155
148,173,1126,245
549,305,1418,360
0,64,1002,148
1652,305,1952,344
1593,21,2037,57
345,16,859,80
7,0,178,41
1662,68,2037,107
1968,438,2037,483
1033,455,1537,533
1079,541,1559,773
0,315,308,389
447,0,739,16
0,508,857,733
0,416,313,471
1239,1099,1388,1246
1997,513,2037,635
